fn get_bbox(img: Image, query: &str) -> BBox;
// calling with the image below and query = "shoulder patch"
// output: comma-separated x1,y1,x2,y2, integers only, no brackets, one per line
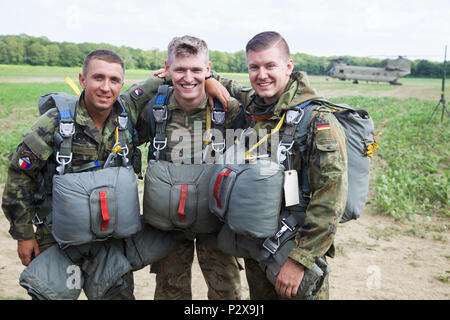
18,149,38,170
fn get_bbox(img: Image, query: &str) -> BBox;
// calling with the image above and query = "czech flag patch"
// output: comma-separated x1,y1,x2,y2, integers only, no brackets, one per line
134,88,143,96
19,157,32,169
18,149,37,170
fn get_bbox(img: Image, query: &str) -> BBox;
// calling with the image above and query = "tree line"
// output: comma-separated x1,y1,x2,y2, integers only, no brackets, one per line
1,34,448,78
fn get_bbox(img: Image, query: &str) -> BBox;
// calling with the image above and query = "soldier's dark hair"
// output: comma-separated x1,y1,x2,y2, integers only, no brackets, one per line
246,31,290,60
167,35,209,65
82,49,125,76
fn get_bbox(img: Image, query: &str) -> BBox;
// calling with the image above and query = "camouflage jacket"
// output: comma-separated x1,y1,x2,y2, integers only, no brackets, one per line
121,81,241,164
2,77,164,241
216,71,348,270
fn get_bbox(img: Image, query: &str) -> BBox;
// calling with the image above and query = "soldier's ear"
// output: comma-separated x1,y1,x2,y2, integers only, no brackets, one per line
164,60,171,77
79,73,86,89
286,59,294,76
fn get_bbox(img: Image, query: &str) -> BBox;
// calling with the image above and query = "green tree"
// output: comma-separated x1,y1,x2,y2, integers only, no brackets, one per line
0,41,8,64
26,42,48,65
46,44,61,66
3,36,25,64
59,43,83,66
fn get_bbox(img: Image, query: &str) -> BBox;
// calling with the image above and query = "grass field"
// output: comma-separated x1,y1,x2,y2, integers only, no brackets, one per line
0,65,448,221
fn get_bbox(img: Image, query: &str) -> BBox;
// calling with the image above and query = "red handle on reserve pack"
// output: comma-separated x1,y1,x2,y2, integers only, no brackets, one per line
177,184,188,222
213,169,232,209
99,191,110,231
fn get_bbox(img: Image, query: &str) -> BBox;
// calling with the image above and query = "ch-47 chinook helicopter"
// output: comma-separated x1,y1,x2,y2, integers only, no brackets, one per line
327,56,412,85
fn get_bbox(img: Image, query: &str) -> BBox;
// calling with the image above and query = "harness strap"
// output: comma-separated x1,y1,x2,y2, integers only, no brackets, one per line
55,98,77,175
210,99,226,154
71,160,104,173
147,85,172,161
213,168,232,208
177,184,189,222
262,202,308,255
245,112,286,161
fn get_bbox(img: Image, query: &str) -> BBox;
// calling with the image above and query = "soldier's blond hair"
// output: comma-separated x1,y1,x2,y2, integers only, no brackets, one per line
82,49,124,76
246,31,290,61
167,35,209,64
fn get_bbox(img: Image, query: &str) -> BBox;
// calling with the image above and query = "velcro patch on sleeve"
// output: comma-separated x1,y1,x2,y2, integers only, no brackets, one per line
316,122,330,131
17,149,38,170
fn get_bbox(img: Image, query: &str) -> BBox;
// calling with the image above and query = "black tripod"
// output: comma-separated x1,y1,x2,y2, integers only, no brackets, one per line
428,45,449,123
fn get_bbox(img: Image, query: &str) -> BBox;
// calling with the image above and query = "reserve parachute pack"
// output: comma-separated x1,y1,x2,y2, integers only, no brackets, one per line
142,85,225,234
35,92,141,247
208,158,285,239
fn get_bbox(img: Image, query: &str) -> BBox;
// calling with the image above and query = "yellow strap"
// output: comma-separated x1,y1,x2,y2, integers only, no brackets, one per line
111,118,122,154
245,112,286,160
204,106,212,145
65,77,81,96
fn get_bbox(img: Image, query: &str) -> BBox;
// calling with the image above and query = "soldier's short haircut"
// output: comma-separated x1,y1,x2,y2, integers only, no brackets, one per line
167,35,209,64
245,31,290,60
82,49,124,76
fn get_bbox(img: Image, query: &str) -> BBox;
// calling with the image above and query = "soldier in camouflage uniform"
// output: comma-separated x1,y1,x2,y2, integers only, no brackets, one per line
122,36,242,300
208,31,348,300
1,49,165,299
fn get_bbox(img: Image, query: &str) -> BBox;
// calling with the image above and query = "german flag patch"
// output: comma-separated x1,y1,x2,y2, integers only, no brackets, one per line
316,122,330,131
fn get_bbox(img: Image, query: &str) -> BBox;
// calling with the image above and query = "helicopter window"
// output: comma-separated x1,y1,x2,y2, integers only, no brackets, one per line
339,69,344,73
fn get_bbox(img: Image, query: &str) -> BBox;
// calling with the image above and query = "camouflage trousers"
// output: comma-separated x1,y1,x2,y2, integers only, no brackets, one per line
34,224,135,300
150,236,242,300
244,257,329,300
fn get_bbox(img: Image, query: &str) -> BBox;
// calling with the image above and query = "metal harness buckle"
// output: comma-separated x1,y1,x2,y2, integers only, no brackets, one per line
59,121,75,138
55,152,73,175
118,113,128,130
32,213,44,225
262,218,295,254
153,106,168,123
211,111,225,125
212,140,226,152
285,109,304,125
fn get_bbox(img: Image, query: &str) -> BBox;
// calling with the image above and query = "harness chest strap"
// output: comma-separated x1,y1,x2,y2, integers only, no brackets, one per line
148,85,222,161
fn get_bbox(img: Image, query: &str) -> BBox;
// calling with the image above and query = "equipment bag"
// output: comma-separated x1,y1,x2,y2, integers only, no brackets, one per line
143,160,221,233
19,244,83,300
51,166,142,247
209,159,285,238
294,98,376,222
124,220,185,271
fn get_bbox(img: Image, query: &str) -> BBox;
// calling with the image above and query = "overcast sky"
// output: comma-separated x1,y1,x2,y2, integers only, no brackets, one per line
1,0,449,62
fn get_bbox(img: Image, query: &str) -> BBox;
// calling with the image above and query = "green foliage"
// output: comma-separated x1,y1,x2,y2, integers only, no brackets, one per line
0,34,448,77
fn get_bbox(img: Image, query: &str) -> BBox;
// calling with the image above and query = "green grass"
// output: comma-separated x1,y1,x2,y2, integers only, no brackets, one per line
0,64,158,81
